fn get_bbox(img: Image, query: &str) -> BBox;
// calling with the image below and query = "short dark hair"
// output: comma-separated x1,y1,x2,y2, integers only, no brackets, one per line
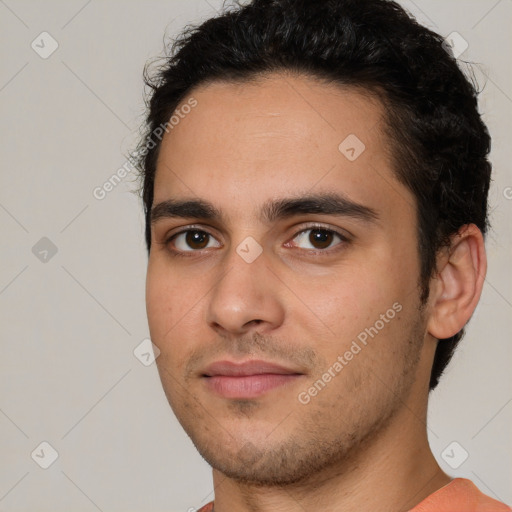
135,0,492,390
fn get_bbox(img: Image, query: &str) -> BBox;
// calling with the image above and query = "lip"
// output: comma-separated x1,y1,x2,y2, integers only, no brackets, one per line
203,360,301,377
202,360,304,399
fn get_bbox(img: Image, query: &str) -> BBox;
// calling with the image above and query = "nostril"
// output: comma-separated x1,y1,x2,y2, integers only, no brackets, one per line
246,319,263,327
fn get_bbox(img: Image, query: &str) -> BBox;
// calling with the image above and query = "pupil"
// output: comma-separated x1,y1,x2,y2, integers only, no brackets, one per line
186,230,208,249
309,229,332,249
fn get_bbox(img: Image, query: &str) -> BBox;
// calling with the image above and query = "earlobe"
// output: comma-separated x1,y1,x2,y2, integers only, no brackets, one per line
427,224,487,340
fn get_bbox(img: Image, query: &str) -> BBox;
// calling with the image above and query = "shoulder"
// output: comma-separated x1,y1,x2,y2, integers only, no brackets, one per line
197,502,214,512
410,478,511,512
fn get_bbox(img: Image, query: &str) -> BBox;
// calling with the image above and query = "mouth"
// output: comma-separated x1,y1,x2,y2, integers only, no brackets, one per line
201,360,304,399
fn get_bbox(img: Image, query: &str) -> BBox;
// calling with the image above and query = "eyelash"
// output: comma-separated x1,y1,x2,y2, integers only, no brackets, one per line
164,224,350,259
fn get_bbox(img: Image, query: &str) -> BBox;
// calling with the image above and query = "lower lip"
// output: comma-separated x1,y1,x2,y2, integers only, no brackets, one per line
204,374,302,399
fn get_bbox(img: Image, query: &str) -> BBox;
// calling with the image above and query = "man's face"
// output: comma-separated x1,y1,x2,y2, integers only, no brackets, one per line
146,73,434,485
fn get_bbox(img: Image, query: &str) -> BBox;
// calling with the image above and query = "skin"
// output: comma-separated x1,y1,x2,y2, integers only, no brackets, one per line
146,72,486,511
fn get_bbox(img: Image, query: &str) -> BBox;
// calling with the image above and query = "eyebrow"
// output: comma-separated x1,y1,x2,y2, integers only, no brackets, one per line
150,192,379,226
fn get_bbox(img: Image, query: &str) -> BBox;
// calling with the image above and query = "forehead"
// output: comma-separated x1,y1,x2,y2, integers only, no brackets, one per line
153,72,412,221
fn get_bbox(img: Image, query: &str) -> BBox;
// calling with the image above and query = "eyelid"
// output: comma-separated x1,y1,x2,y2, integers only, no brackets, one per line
291,222,351,239
285,223,350,251
164,224,222,246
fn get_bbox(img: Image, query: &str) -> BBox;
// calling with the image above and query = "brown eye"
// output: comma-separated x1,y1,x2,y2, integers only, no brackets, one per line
185,230,209,249
309,229,334,249
170,229,221,252
290,227,345,252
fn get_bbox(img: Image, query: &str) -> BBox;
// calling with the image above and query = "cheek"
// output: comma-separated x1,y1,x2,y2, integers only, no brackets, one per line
286,260,411,378
146,258,226,387
291,265,399,337
146,260,204,348
145,266,171,337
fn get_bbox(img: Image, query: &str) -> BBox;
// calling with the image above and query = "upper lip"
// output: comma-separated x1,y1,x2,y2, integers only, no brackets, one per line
202,360,303,377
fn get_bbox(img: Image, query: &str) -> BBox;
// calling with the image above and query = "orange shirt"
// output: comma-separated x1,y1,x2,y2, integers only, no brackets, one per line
409,478,511,512
196,478,511,512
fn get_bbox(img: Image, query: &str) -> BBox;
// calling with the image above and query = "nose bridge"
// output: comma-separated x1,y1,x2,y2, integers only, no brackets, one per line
206,240,283,334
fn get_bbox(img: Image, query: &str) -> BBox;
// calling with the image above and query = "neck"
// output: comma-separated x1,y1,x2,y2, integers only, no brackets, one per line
211,401,451,512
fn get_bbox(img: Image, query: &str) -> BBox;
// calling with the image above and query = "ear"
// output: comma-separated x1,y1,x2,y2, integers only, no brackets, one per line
427,224,487,340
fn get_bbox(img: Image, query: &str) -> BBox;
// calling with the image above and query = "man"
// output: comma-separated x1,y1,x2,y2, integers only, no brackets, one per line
135,0,510,510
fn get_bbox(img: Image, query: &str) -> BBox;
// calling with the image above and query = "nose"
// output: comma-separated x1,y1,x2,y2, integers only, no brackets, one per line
206,244,285,337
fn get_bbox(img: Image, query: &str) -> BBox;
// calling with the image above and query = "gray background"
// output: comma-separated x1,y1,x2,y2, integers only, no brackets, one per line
0,1,510,510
